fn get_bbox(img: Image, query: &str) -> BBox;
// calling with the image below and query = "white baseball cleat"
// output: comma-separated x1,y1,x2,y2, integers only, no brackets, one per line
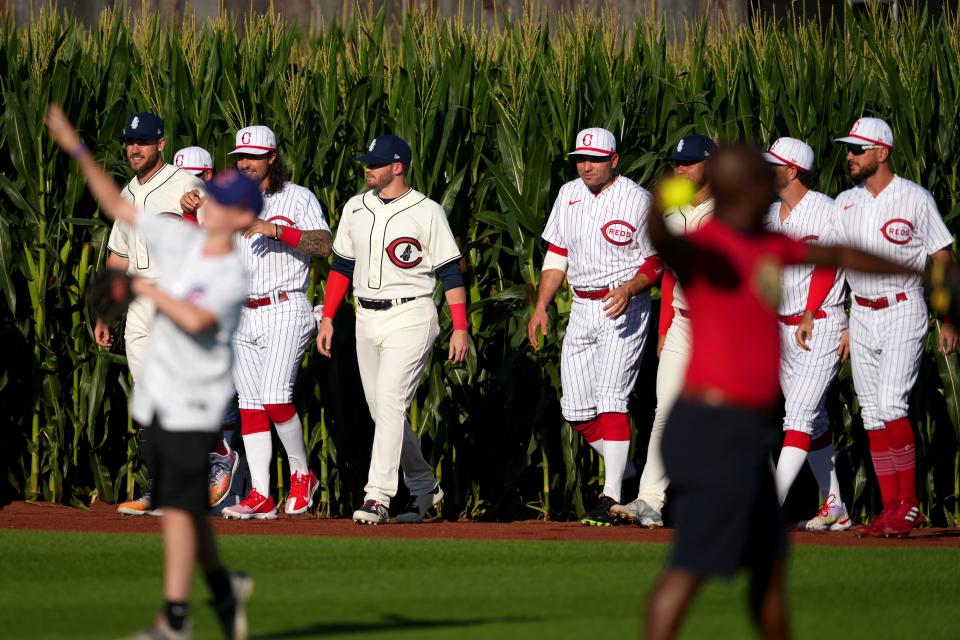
353,499,389,525
798,494,851,532
396,485,444,523
610,498,664,528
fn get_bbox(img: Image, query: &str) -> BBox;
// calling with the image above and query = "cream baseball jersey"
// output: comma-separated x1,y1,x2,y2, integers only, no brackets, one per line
663,197,714,310
130,213,247,432
239,182,330,297
332,188,461,299
764,191,846,315
107,164,205,280
541,176,655,289
834,176,952,297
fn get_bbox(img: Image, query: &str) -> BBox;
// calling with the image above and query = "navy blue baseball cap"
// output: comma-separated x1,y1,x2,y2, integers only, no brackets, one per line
356,135,412,165
206,168,263,215
668,134,716,163
122,112,164,141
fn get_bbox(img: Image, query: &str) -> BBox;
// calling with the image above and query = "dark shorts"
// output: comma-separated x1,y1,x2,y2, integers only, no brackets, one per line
143,418,219,516
662,399,787,578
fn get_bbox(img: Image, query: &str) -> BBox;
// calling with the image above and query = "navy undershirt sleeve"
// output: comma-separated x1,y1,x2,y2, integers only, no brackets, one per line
331,253,356,279
436,260,464,291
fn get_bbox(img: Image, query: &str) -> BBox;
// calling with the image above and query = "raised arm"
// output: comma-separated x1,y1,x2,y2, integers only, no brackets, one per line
646,180,700,280
805,245,917,276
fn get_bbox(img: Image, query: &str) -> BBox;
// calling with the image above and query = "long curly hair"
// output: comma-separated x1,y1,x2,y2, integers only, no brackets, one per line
265,151,289,196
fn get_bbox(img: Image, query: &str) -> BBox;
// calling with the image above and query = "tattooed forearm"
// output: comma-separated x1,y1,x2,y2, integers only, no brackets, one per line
297,230,333,257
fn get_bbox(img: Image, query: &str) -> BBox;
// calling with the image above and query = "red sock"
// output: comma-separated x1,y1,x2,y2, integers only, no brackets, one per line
884,418,917,502
867,429,900,505
783,430,811,451
599,412,631,442
571,418,603,443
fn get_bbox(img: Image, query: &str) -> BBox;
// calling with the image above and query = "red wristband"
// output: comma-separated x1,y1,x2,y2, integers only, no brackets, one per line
804,265,837,312
321,270,351,319
636,255,664,284
450,302,468,331
278,226,302,249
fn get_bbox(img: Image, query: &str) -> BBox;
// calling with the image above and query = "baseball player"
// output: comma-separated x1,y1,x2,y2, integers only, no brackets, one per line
527,127,662,526
47,105,253,640
103,112,206,517
612,134,715,528
761,137,852,531
317,134,469,525
173,146,214,223
221,125,333,520
831,118,957,538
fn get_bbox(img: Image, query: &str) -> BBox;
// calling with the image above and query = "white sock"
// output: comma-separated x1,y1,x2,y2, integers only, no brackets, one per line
807,444,842,507
242,431,272,496
274,413,309,475
775,446,808,505
587,439,605,456
602,440,630,503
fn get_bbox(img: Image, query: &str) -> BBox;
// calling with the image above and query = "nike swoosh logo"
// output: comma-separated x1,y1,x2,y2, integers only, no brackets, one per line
842,205,855,211
568,200,581,205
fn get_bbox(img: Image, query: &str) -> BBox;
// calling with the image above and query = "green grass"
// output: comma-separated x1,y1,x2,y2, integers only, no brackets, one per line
0,530,957,639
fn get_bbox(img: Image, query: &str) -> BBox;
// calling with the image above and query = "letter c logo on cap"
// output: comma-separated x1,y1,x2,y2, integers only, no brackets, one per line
241,132,252,144
175,153,184,166
582,133,593,147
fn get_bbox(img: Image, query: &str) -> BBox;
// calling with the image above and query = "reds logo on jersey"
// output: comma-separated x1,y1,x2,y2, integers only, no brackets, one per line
387,237,423,268
241,131,252,144
600,220,635,246
880,218,914,245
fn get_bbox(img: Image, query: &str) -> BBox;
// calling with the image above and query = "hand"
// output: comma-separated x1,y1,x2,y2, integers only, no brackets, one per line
794,312,815,351
601,284,633,319
94,318,114,348
939,322,959,355
180,190,206,215
836,329,850,363
527,306,549,349
316,318,334,357
242,219,277,240
448,330,470,363
45,104,83,155
657,334,666,358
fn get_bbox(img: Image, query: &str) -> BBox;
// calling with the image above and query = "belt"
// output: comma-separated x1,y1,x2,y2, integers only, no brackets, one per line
854,292,907,310
357,297,417,310
573,288,609,299
779,309,827,325
245,291,289,309
676,307,691,319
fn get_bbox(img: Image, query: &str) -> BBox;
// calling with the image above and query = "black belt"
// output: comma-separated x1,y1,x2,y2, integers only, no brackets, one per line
357,297,416,310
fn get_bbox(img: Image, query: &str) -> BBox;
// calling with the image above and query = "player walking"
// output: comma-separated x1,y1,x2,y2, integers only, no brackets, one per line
47,105,253,640
104,112,206,516
527,127,662,526
612,134,714,528
831,118,957,538
317,134,469,525
222,126,334,520
761,137,852,531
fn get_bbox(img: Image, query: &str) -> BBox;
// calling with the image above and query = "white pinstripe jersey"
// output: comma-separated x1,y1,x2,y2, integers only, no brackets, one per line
239,181,330,298
333,188,461,299
107,164,204,281
542,176,656,289
834,176,952,297
664,197,714,310
764,190,846,316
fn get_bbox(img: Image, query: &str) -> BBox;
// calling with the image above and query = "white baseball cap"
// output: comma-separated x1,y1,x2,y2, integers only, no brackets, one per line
835,117,894,148
763,137,814,172
567,127,617,157
229,125,277,155
173,146,214,175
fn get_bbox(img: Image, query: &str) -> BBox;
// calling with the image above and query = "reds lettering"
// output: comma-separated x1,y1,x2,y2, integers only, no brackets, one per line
601,220,635,246
881,218,914,245
387,237,423,268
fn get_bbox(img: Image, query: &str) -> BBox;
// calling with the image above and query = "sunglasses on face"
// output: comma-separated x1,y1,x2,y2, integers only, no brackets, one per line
845,143,880,156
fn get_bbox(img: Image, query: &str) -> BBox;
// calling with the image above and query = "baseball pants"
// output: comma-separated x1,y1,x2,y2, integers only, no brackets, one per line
355,297,439,506
849,293,927,431
636,311,690,512
123,295,157,384
233,292,315,409
559,294,650,422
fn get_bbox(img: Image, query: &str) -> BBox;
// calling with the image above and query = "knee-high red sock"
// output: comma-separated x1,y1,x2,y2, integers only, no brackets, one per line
884,418,917,502
867,428,900,505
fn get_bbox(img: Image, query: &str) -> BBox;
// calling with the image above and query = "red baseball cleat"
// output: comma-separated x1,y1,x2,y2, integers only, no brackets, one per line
222,489,277,520
881,500,926,539
853,501,898,538
284,470,319,515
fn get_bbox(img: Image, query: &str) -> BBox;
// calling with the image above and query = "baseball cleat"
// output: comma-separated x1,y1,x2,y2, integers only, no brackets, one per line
853,501,898,538
222,490,277,520
118,493,160,517
210,571,254,640
353,499,389,525
610,498,664,528
208,451,240,507
881,499,926,539
121,614,192,639
798,494,851,532
284,470,319,515
396,485,444,523
580,496,619,527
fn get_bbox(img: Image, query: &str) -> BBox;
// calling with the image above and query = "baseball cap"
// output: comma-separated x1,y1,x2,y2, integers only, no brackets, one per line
122,112,164,141
567,127,617,157
205,168,263,215
229,125,277,156
356,135,412,165
173,146,214,175
668,134,716,163
834,117,894,148
763,137,814,172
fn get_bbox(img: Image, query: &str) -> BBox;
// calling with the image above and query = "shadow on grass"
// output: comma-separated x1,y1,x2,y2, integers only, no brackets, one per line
252,613,538,638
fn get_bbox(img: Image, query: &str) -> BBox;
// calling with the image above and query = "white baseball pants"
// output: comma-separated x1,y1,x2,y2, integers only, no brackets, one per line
123,295,156,384
356,297,439,506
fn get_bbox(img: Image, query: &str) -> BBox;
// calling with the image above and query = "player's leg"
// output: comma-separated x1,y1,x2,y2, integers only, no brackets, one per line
561,298,602,452
645,569,704,640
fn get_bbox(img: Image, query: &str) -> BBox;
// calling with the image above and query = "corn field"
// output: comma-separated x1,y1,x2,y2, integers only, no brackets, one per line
1,3,959,524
